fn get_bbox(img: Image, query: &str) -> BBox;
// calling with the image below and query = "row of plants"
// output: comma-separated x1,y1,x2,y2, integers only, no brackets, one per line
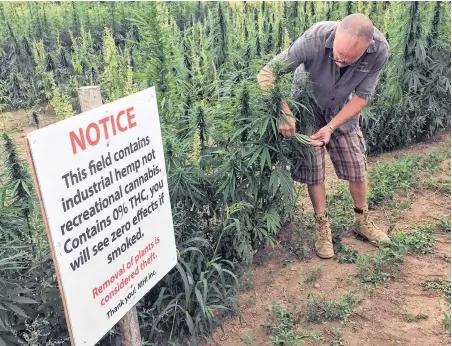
0,1,450,345
0,2,450,153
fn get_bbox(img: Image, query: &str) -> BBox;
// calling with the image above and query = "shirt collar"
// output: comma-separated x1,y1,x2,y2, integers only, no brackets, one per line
325,27,377,53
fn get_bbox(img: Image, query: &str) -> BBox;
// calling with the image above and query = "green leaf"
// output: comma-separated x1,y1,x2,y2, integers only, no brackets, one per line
248,146,263,166
194,287,206,317
3,302,28,318
260,148,269,172
175,263,191,308
0,317,6,330
7,296,38,304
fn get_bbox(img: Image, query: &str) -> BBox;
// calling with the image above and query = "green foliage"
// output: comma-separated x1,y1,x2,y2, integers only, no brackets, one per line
391,224,435,254
388,200,411,210
443,313,451,331
1,133,33,228
263,302,303,346
437,216,451,233
303,264,324,284
403,312,428,323
0,136,70,346
368,151,445,209
335,244,359,264
364,1,451,154
326,181,356,235
0,1,448,153
239,333,258,346
49,79,74,120
0,2,450,344
101,27,127,102
328,327,345,346
421,277,451,301
356,224,436,285
356,243,405,284
306,293,359,323
0,81,11,128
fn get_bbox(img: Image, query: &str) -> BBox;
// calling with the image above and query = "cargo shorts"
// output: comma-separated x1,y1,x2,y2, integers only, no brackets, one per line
292,130,368,185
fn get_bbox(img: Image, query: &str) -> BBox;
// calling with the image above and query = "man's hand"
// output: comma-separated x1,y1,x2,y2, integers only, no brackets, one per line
279,111,296,136
310,126,333,147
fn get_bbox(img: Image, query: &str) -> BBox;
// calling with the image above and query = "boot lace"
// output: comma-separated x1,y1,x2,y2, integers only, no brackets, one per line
317,219,330,242
364,212,379,235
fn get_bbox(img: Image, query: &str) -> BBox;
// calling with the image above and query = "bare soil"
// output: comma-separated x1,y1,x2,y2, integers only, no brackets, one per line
204,131,451,346
0,108,58,159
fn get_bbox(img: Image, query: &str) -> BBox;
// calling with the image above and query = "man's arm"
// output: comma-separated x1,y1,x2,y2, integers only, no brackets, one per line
310,95,368,146
328,95,368,130
257,34,311,136
257,64,275,92
257,65,297,136
257,31,311,91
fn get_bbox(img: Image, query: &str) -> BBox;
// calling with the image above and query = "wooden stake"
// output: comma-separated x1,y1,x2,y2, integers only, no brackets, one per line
77,86,103,113
77,86,142,346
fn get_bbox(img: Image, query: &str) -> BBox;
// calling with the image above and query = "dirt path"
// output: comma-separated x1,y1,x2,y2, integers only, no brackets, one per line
204,132,451,346
0,108,58,159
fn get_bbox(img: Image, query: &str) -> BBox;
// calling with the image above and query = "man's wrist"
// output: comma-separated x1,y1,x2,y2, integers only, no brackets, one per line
327,122,335,133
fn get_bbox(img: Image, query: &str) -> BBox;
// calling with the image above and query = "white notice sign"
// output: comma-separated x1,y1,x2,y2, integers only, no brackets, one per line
27,87,177,345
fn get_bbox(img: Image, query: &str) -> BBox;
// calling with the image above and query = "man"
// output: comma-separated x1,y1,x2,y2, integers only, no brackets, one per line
257,14,390,259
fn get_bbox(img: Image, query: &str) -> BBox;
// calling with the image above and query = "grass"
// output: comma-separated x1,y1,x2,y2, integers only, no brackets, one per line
286,227,312,261
436,216,451,233
421,278,451,301
263,302,304,346
334,243,359,264
303,264,324,284
238,333,258,345
328,328,345,346
355,243,405,284
443,313,451,330
368,157,420,209
424,176,451,194
438,178,451,194
326,149,444,262
306,292,360,323
367,150,446,209
388,200,412,210
391,223,436,254
326,182,355,235
282,216,313,261
355,224,436,284
403,312,428,323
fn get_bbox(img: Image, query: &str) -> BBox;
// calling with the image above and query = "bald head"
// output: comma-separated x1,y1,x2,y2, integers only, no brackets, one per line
337,14,374,43
332,14,375,68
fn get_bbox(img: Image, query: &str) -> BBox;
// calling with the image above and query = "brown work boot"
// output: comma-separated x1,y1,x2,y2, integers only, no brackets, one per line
354,205,390,246
314,212,334,259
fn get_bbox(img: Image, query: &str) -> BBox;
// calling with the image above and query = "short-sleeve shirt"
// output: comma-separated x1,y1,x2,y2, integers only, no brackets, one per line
270,21,389,136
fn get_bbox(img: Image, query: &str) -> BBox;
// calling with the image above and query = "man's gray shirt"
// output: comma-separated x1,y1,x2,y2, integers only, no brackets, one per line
271,21,389,136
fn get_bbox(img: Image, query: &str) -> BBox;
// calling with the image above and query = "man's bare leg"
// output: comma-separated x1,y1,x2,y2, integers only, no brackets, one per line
307,183,327,214
349,180,367,209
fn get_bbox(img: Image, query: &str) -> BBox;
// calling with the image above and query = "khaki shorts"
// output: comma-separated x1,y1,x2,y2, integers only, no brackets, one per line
292,130,368,185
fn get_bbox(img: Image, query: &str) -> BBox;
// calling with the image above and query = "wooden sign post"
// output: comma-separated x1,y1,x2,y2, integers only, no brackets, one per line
26,86,177,346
